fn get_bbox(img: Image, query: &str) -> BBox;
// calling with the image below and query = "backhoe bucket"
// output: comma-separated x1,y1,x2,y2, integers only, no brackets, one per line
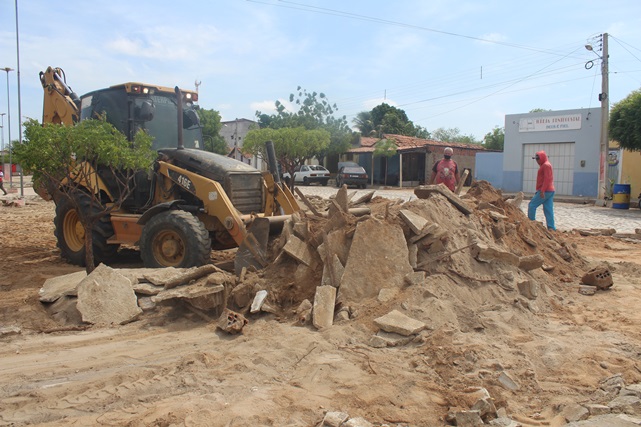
235,217,271,276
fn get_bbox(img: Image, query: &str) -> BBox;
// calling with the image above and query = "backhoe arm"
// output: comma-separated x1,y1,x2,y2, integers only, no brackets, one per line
39,66,81,125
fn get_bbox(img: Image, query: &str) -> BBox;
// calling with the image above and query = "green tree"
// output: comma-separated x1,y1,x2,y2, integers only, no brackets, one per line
14,118,155,272
256,87,351,158
195,107,228,154
353,111,375,136
610,89,641,151
373,138,397,186
243,127,330,182
358,103,429,138
483,126,505,151
432,127,480,144
529,108,551,113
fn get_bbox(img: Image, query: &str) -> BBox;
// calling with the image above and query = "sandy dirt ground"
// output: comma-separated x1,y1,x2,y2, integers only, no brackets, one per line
1,193,641,427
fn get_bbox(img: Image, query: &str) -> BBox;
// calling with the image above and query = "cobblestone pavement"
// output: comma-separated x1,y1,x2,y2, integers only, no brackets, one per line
297,185,641,234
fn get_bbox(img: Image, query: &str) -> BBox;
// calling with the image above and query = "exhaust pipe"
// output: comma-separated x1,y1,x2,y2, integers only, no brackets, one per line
175,86,184,150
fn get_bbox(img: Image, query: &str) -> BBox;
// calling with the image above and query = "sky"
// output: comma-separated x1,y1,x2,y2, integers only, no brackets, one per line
1,0,641,144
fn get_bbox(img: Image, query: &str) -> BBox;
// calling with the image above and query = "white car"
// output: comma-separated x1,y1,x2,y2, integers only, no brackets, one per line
284,165,331,186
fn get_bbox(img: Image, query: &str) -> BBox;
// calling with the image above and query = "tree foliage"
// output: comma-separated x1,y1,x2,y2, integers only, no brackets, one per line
610,89,641,151
195,107,228,154
242,127,330,180
373,138,398,186
483,126,505,151
529,108,552,113
355,103,429,138
256,86,351,158
14,118,155,272
432,127,480,145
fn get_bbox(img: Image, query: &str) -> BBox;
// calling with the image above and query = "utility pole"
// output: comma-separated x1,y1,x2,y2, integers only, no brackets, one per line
598,33,609,200
0,113,5,168
2,67,13,188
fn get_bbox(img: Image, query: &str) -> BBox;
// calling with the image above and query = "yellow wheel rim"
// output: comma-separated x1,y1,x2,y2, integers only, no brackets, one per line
151,229,185,267
63,209,85,252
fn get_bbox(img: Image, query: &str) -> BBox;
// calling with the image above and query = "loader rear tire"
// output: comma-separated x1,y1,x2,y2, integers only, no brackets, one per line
140,210,211,268
54,193,120,267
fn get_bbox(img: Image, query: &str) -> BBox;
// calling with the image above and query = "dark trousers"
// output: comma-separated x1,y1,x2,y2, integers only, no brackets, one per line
0,181,6,195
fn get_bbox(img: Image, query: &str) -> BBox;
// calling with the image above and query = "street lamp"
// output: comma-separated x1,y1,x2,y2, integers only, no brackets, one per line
585,33,609,200
1,67,13,188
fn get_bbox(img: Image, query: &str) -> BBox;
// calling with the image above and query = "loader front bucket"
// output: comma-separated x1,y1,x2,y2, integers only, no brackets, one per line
235,217,271,276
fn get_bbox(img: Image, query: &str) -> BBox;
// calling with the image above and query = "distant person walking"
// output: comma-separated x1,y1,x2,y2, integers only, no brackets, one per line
429,147,460,192
528,150,556,231
0,170,6,195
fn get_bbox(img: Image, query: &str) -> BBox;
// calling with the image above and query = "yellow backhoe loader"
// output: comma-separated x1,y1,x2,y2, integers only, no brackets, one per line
39,66,299,273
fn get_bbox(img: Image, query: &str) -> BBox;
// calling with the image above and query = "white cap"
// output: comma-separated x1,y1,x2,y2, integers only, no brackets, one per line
444,147,453,155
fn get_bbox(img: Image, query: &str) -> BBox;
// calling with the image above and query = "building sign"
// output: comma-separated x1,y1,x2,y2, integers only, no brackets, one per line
519,114,582,132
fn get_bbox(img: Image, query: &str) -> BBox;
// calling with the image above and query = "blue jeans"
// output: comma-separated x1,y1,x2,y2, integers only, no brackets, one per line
528,191,556,230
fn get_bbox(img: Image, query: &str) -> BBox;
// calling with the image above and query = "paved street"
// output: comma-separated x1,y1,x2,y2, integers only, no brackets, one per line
296,185,641,234
6,177,641,234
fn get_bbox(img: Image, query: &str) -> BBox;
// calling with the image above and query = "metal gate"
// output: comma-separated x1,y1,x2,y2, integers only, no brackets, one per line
523,143,575,195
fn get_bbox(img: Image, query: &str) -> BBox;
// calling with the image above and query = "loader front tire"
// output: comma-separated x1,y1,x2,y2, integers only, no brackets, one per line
140,210,211,268
54,193,119,267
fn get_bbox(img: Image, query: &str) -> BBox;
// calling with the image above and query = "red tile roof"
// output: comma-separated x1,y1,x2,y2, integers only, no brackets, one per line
350,134,486,154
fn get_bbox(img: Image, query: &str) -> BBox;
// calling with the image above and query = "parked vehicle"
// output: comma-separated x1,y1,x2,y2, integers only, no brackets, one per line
286,165,331,186
336,166,368,189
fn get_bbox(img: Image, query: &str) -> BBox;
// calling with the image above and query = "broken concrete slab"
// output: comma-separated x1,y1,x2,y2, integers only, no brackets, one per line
340,218,413,303
152,277,226,311
497,371,520,391
585,404,610,416
564,414,641,427
609,395,641,415
322,411,349,427
517,280,539,300
351,190,375,206
76,264,142,325
162,265,222,289
320,253,344,288
48,295,83,325
471,242,520,266
404,271,426,287
373,310,425,336
39,270,87,303
313,285,337,330
377,288,398,303
343,417,374,427
519,254,544,271
413,184,472,215
562,404,590,422
0,326,21,337
283,234,314,266
454,410,484,427
409,223,440,244
399,209,429,234
137,297,156,312
250,290,268,313
132,282,164,296
579,285,597,296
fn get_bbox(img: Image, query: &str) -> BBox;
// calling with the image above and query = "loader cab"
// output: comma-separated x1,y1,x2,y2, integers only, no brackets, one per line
79,83,203,151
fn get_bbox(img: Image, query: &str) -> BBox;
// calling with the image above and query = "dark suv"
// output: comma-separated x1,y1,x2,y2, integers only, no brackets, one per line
336,166,368,189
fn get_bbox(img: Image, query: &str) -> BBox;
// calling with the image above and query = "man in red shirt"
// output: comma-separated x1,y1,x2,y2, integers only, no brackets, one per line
0,170,6,195
527,150,556,230
429,147,460,192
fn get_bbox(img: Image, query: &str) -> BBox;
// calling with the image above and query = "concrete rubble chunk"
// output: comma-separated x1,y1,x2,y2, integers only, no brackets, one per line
454,410,484,427
373,310,426,336
340,219,413,303
250,290,268,313
283,234,314,266
405,271,426,287
137,297,156,312
322,411,349,427
517,279,539,300
0,326,21,337
414,184,472,215
564,414,641,426
321,254,344,288
622,384,641,398
76,264,142,325
48,295,82,325
343,417,374,427
519,254,545,271
498,371,520,391
585,403,611,416
313,285,337,330
489,417,521,427
609,395,641,415
39,270,87,302
471,242,520,266
293,221,309,241
217,308,247,334
399,209,429,234
368,330,413,348
488,210,509,221
162,265,221,289
582,266,614,290
132,282,164,296
152,278,226,311
579,285,597,296
296,299,313,325
562,403,590,422
377,287,398,303
140,267,182,285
